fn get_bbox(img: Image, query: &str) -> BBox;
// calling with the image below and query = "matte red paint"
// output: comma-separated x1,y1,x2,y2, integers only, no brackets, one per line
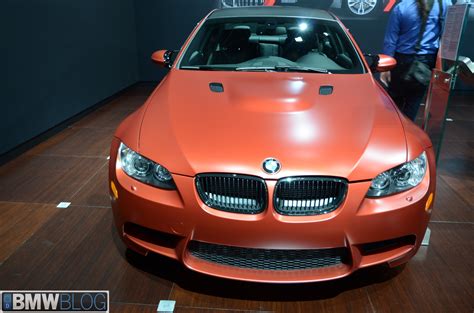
377,54,397,72
109,9,436,283
151,50,167,66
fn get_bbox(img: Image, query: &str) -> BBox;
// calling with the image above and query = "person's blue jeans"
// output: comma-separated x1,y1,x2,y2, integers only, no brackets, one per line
389,53,437,121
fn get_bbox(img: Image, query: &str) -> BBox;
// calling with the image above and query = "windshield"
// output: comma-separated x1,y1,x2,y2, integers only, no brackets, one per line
179,17,364,74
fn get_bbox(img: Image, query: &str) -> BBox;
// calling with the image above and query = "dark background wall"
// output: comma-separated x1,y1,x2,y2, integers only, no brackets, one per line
134,0,221,81
1,0,139,155
339,18,388,53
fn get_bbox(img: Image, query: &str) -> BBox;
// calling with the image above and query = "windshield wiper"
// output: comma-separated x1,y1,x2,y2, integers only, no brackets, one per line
183,65,330,73
235,66,277,72
236,65,330,74
274,66,330,74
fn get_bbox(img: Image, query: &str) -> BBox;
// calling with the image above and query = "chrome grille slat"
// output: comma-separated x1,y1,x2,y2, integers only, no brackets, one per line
196,174,267,214
274,177,348,216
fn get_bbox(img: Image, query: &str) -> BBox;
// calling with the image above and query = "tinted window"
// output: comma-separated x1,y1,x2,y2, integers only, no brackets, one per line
179,17,364,74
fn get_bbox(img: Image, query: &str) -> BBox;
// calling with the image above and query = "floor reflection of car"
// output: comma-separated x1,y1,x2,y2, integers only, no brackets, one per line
111,6,437,283
220,0,396,16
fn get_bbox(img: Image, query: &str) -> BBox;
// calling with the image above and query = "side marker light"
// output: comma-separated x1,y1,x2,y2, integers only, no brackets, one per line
111,181,118,200
425,193,434,211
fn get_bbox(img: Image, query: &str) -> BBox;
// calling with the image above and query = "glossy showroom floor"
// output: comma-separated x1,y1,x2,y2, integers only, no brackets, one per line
0,83,472,313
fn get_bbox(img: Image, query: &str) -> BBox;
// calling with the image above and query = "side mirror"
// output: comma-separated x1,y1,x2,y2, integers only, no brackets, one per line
365,54,397,72
376,54,397,72
151,50,178,68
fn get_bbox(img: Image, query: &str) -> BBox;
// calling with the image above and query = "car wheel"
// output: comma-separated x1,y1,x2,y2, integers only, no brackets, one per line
343,0,382,16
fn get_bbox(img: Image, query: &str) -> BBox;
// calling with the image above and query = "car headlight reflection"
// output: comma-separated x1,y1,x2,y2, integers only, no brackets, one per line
367,152,427,197
118,142,176,190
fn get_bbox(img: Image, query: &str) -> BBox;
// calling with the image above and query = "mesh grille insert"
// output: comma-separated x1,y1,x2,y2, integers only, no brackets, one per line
274,177,348,216
196,174,267,214
188,241,348,271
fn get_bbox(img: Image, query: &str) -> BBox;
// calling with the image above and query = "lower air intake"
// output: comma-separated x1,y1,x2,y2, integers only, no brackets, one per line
188,241,348,271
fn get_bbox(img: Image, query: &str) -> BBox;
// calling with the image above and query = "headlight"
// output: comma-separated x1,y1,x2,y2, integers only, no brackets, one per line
367,152,427,197
117,142,176,190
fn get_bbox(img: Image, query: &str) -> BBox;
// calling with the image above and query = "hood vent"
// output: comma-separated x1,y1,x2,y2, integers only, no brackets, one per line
319,86,334,95
209,82,224,93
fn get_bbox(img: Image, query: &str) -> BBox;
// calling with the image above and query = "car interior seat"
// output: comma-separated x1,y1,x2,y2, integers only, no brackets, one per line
282,26,315,61
257,26,286,57
209,26,257,64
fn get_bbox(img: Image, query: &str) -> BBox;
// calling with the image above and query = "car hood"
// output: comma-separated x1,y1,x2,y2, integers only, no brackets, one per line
138,70,407,181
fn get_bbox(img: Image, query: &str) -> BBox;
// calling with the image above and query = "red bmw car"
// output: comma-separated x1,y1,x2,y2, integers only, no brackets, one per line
109,6,436,283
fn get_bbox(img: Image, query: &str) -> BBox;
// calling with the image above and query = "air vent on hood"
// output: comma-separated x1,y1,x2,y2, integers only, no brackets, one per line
209,82,224,93
319,86,333,95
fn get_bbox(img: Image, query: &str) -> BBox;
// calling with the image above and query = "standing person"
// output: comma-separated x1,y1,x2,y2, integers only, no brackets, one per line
380,0,450,121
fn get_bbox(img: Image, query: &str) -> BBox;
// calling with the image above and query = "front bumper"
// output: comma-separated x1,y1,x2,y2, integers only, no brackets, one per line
109,139,436,283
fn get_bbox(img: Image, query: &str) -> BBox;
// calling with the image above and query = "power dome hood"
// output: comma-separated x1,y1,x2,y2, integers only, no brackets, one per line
138,70,407,181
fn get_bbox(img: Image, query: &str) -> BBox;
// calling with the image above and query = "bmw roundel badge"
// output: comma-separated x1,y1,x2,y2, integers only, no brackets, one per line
262,158,281,174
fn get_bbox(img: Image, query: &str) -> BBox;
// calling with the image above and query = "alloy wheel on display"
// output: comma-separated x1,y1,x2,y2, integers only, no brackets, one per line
347,0,378,15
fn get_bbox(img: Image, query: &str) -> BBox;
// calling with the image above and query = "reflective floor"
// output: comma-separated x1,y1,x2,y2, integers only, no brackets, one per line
0,83,472,313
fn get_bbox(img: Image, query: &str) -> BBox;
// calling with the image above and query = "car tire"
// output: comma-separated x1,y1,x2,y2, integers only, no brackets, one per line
343,0,383,17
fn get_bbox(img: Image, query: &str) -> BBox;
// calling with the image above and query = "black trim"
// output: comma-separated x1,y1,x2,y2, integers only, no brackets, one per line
319,85,334,95
124,222,183,249
359,235,416,255
209,82,224,93
196,173,268,214
274,176,348,216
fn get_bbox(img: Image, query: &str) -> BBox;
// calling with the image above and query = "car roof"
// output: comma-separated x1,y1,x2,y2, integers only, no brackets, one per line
208,6,336,21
